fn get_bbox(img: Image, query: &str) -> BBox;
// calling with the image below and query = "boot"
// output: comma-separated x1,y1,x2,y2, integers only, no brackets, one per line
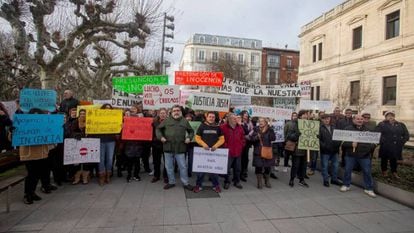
264,174,271,188
72,170,82,185
99,172,106,186
82,171,90,184
256,174,263,189
105,171,112,184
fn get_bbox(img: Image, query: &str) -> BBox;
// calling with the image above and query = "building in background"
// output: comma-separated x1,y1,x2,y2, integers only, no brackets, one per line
298,0,414,132
261,47,299,85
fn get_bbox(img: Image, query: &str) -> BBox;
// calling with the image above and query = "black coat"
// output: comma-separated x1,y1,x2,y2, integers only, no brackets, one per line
343,124,376,158
0,115,12,151
319,124,340,154
376,120,409,160
251,126,276,167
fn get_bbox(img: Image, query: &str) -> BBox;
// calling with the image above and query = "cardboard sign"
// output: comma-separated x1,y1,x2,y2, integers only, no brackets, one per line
192,147,229,174
142,85,180,110
77,104,101,117
271,120,285,143
234,105,292,120
219,78,302,98
93,99,112,105
64,138,100,165
86,109,123,134
230,94,251,106
122,117,153,141
112,89,142,108
112,75,168,94
332,129,381,144
189,121,201,142
299,100,333,112
298,120,320,151
12,114,64,146
1,101,17,120
19,88,57,112
175,71,223,87
273,97,296,111
179,89,200,106
185,92,230,112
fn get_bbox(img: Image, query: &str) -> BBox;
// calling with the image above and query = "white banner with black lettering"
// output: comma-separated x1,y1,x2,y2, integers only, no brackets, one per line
192,147,229,174
332,130,381,144
111,89,142,108
64,138,101,165
234,105,292,120
185,92,230,112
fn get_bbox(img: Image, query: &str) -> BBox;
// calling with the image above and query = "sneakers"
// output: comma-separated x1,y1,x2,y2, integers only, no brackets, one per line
283,167,288,173
163,184,176,190
41,187,51,194
132,176,141,181
149,171,154,176
323,181,330,187
212,185,221,193
298,180,309,188
223,183,230,190
234,183,243,189
193,185,202,193
340,185,350,192
364,190,377,198
23,195,33,205
184,184,193,191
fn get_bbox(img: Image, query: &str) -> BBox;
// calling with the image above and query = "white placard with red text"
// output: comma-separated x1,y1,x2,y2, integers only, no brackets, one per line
143,85,180,110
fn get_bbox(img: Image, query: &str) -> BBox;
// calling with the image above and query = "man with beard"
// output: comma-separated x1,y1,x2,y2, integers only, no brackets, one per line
156,105,194,190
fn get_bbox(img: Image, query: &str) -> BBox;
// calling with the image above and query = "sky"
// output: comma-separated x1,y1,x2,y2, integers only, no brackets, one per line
163,0,345,77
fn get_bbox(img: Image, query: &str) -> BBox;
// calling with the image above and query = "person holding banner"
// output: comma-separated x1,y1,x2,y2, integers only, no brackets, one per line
340,115,377,198
220,113,246,190
156,105,194,190
250,118,276,189
376,112,409,179
193,111,225,193
283,112,297,172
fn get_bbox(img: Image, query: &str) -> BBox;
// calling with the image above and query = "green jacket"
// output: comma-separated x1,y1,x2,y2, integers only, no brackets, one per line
156,116,194,154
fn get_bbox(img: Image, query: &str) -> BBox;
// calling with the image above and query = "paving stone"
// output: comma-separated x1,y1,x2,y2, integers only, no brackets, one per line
163,207,190,225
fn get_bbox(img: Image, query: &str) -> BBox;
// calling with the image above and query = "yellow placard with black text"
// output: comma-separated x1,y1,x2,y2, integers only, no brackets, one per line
86,109,123,134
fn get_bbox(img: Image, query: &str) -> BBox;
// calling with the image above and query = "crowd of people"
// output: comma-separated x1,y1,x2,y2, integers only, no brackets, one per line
0,90,410,204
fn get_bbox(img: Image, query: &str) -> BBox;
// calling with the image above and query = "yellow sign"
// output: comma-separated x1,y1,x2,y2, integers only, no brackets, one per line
77,105,102,117
86,109,123,134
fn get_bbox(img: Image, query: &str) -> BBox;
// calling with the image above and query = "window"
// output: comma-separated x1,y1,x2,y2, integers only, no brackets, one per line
287,58,292,68
352,26,363,50
251,54,258,66
238,54,244,64
318,42,323,61
383,76,397,105
212,51,218,61
386,10,400,39
316,86,320,100
226,38,231,45
251,70,259,83
312,45,317,63
197,50,205,61
237,70,244,80
239,40,243,47
199,36,205,43
287,73,292,82
225,52,232,61
267,69,279,84
311,87,315,100
267,55,280,67
350,81,360,105
213,37,218,44
251,41,257,48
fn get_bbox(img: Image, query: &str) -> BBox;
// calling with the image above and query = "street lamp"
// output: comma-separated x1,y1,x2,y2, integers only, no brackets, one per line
160,13,174,74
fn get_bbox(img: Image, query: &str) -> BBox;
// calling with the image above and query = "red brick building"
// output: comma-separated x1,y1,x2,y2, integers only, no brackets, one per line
261,47,300,85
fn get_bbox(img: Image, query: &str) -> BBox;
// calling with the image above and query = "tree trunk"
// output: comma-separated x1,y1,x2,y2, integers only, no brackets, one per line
40,68,56,90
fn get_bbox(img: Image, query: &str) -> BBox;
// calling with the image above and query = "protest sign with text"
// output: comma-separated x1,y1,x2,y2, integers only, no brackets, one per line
93,99,112,105
273,97,297,111
77,104,101,117
86,109,123,134
179,89,200,105
143,85,180,110
300,80,311,98
271,120,285,143
64,138,100,165
192,147,229,174
230,94,251,106
185,92,230,112
299,100,333,112
234,105,292,120
20,88,57,112
112,88,142,108
332,130,381,144
175,71,223,87
122,117,153,141
12,114,64,146
112,75,168,94
298,120,320,151
1,101,17,120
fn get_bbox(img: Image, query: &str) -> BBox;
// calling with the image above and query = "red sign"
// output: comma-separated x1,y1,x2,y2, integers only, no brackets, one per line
122,117,153,141
175,71,223,87
79,148,88,156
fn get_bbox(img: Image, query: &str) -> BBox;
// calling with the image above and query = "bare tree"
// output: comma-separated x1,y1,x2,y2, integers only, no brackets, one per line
207,54,250,82
333,79,376,113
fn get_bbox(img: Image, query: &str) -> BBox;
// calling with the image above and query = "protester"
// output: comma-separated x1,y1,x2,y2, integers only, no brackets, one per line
220,113,245,189
240,110,254,182
58,89,79,114
337,108,354,167
185,112,197,178
283,112,297,172
362,112,376,131
151,108,168,183
0,103,12,152
193,111,225,193
340,115,377,197
319,115,342,187
330,107,344,127
376,112,409,179
156,105,194,190
250,118,276,189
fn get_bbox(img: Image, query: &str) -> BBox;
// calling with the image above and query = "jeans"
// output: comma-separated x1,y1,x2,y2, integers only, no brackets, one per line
99,141,116,172
320,153,339,182
224,156,241,184
164,153,189,185
343,156,374,190
310,151,319,171
196,173,219,187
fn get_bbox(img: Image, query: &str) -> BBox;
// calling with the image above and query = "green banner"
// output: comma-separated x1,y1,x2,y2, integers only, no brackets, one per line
112,75,168,94
298,119,320,151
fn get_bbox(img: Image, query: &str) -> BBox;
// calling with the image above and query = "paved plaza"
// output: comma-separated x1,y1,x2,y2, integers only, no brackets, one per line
1,167,413,233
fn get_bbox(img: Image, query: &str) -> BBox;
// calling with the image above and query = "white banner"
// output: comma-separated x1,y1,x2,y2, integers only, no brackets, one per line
332,130,381,144
299,100,333,112
271,120,285,143
111,89,142,108
234,105,292,120
143,85,180,110
192,147,229,174
186,92,230,112
1,101,17,120
179,89,200,106
219,78,303,98
93,99,112,105
64,138,101,165
273,97,296,111
230,94,251,106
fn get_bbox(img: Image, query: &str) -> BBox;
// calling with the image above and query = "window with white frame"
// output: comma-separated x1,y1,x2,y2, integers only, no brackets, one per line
197,50,205,62
225,52,232,61
199,36,205,43
212,51,218,61
238,54,244,64
266,69,279,84
267,55,280,67
251,54,258,66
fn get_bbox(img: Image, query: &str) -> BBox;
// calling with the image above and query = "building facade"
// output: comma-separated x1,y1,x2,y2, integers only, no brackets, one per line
298,0,414,131
179,34,262,84
261,47,300,85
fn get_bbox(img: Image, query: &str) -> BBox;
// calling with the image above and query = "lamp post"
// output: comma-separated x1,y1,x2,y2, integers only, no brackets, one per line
160,13,174,74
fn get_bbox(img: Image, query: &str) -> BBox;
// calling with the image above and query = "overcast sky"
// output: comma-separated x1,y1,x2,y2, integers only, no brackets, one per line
163,0,344,76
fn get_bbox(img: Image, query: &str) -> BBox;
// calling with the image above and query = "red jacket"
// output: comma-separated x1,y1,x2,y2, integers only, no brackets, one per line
220,123,246,157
